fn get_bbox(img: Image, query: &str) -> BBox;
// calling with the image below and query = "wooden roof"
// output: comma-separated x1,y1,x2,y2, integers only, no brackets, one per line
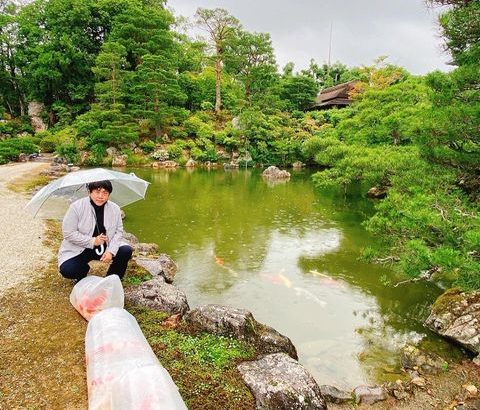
309,80,357,110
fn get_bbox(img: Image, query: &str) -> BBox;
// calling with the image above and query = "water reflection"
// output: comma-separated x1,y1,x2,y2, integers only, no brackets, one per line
124,168,461,388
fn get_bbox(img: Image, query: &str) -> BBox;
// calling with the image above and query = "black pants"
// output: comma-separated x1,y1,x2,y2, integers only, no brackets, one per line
59,245,133,281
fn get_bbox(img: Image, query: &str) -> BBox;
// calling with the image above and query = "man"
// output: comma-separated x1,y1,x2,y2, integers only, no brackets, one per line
58,180,133,283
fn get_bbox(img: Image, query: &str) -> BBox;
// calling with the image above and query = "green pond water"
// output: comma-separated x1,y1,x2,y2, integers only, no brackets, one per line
124,167,461,389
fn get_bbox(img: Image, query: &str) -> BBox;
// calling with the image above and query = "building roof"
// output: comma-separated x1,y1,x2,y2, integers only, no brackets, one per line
309,80,358,110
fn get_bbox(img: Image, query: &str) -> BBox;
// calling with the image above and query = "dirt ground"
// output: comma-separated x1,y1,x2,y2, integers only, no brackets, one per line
0,162,479,410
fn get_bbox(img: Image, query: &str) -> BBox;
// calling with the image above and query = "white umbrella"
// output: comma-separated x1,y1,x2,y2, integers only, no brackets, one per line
25,168,149,218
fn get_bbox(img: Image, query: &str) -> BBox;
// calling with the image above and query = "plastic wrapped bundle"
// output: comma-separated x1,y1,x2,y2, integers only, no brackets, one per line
86,307,187,410
111,365,188,410
70,275,124,321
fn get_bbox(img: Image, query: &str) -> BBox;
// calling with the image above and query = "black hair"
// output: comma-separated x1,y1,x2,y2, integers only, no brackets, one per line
87,180,113,193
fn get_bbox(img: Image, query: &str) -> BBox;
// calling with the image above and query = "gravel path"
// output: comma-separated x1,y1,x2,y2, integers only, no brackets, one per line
0,161,53,293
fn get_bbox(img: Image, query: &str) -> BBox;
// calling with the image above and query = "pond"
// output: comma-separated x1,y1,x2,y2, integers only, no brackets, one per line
124,167,460,389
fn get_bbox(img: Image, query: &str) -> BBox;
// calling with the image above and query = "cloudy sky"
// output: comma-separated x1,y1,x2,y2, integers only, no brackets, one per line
166,0,452,75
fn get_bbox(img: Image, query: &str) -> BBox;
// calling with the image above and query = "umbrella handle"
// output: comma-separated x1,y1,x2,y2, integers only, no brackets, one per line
95,243,105,256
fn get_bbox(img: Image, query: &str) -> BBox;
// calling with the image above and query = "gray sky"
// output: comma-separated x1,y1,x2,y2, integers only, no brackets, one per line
166,0,452,75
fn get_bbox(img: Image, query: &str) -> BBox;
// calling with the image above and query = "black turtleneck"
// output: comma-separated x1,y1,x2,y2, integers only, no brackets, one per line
90,199,106,237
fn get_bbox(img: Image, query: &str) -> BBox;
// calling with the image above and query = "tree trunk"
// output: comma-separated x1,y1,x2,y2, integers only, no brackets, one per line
214,51,222,114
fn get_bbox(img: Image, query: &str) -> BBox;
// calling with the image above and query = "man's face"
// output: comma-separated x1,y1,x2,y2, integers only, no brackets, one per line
89,187,110,206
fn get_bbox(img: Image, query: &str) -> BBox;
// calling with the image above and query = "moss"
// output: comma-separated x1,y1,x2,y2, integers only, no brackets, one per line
127,304,257,409
431,288,463,314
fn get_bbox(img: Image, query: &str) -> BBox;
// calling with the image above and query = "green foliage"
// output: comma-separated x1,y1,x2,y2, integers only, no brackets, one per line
0,136,37,163
279,74,318,111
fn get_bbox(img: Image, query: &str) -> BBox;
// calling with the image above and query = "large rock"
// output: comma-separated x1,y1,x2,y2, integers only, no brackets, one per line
319,385,352,404
125,277,189,316
185,304,297,359
112,154,128,167
400,344,447,375
353,386,388,405
123,232,139,245
262,166,290,180
425,289,480,354
134,254,178,283
28,101,47,132
237,353,326,410
133,242,159,257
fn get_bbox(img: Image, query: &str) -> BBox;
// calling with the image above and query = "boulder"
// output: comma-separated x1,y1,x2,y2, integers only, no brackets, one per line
425,289,480,354
133,242,159,257
28,101,47,132
185,304,297,359
134,253,178,283
185,158,196,168
237,353,326,410
106,147,118,157
124,277,189,316
18,153,27,162
112,154,128,167
262,166,290,180
400,344,447,375
367,186,388,199
292,161,304,169
319,385,352,404
353,386,388,405
123,232,139,245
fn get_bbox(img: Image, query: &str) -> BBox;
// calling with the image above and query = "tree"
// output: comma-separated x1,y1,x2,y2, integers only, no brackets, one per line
224,30,277,101
131,54,187,138
194,8,241,114
279,74,318,111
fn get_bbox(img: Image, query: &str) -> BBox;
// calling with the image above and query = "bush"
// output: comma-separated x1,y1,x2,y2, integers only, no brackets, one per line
0,137,38,164
151,149,169,161
140,140,156,153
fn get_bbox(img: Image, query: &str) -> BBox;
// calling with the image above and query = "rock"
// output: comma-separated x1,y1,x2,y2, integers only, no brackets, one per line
292,161,304,169
18,153,27,162
133,242,159,256
401,344,447,375
152,160,178,169
134,254,178,283
67,165,80,172
112,154,128,167
367,186,388,199
262,166,291,180
106,147,118,157
474,355,480,366
124,277,189,316
319,385,352,404
425,289,480,354
185,158,196,168
28,101,47,132
223,161,239,169
353,386,388,405
385,380,411,401
410,377,426,388
464,384,478,397
237,353,326,410
185,304,298,359
123,231,139,245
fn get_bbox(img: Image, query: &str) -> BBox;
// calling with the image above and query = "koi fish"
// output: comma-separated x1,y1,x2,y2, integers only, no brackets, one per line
267,273,292,288
215,255,225,266
78,289,108,320
293,287,327,307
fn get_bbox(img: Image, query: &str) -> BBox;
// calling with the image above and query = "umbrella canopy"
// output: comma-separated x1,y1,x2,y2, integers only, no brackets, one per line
25,168,149,218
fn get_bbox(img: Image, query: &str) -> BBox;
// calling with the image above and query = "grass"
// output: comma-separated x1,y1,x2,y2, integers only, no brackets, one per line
128,305,256,410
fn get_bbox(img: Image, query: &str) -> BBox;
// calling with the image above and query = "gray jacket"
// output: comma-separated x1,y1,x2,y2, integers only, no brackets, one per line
58,197,127,266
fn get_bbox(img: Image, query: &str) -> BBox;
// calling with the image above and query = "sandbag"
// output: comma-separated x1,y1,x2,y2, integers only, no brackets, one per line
70,275,124,321
86,307,186,410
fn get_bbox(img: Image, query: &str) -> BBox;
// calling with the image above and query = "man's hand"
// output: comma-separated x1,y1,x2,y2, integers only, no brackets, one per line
94,233,108,246
100,251,113,264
